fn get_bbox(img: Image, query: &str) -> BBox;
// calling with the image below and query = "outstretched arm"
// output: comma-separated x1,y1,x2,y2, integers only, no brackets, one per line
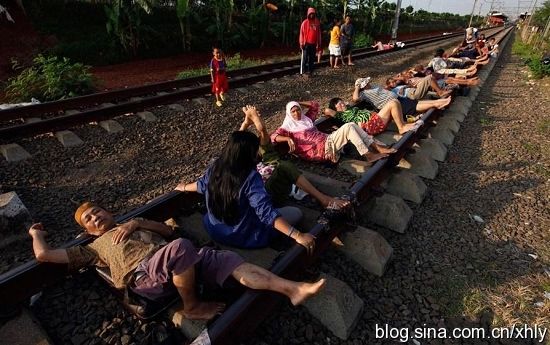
352,85,362,102
29,223,69,263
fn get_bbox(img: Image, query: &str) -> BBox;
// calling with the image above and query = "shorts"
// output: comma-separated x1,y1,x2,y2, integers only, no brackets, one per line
398,97,418,116
361,113,387,135
341,42,352,56
329,44,341,56
132,238,244,300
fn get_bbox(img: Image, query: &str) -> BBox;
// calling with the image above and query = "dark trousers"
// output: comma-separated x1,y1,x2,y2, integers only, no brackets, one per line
302,43,316,75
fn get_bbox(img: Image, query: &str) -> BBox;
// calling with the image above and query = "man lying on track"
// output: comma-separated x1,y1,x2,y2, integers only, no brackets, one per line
384,74,453,100
324,97,418,135
28,203,325,320
351,77,451,117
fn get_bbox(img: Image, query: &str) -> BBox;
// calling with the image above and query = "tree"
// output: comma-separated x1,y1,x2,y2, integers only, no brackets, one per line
533,0,550,27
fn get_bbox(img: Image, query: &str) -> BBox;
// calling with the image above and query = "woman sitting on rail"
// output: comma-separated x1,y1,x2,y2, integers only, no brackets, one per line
176,131,316,252
271,101,396,164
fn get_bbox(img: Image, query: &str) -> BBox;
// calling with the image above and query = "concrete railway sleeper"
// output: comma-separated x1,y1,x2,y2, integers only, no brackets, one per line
0,27,513,345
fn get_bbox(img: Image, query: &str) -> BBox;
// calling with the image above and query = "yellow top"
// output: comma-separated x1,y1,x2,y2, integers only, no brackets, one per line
330,25,340,45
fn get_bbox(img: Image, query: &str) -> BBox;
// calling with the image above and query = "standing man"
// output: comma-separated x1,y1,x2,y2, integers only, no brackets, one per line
340,15,355,66
299,7,321,77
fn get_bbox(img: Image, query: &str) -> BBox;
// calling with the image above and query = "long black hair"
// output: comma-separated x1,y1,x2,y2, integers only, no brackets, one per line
208,131,260,225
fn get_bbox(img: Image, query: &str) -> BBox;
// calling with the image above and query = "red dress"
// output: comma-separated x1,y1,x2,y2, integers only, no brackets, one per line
210,58,228,94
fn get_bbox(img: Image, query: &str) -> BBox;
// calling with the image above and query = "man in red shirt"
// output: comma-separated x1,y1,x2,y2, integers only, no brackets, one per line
299,7,321,77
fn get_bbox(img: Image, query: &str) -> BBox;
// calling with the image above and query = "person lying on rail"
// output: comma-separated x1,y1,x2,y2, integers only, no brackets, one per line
351,77,451,117
324,97,417,135
486,38,499,58
270,101,396,164
28,203,325,320
419,66,480,87
371,40,394,51
176,131,316,251
428,49,480,78
385,74,453,100
239,104,349,210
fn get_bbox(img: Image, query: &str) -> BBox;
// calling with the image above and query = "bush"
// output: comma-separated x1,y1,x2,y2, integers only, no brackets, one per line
512,39,550,79
354,33,373,49
5,55,96,102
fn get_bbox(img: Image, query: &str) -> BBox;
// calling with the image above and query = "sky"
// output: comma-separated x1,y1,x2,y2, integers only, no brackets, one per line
399,0,542,18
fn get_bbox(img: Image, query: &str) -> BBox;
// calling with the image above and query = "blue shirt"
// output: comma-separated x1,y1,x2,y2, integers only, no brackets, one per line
197,168,281,248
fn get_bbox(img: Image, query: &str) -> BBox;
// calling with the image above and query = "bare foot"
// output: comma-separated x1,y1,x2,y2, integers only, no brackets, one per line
398,122,417,134
436,97,452,109
320,196,350,209
290,278,326,305
182,302,226,320
438,89,453,98
374,144,397,154
363,152,389,164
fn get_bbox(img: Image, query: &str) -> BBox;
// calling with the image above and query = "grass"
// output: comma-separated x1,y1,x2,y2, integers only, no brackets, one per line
177,53,263,79
522,142,538,154
479,117,493,126
538,119,550,135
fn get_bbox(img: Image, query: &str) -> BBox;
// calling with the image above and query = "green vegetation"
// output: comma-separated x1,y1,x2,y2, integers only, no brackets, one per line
479,117,493,126
21,0,479,66
5,55,96,102
513,40,550,79
177,53,261,79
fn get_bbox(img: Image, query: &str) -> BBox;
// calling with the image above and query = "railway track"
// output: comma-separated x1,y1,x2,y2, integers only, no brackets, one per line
0,27,513,345
0,29,499,142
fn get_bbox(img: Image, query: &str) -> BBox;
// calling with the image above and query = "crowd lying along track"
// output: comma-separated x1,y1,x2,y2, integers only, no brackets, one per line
0,29,502,143
0,26,513,345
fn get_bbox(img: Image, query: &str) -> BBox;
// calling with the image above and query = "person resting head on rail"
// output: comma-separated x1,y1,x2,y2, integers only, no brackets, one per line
29,203,325,320
270,100,396,164
324,97,418,135
176,131,315,251
351,77,451,117
385,74,453,100
238,104,350,210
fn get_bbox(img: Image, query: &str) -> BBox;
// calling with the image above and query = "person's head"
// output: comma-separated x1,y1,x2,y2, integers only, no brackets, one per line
75,202,116,236
386,77,398,88
435,48,445,57
413,64,424,72
286,101,303,121
207,131,260,225
345,15,351,24
489,37,496,44
333,18,341,26
212,46,223,59
328,98,347,112
479,34,485,40
307,7,316,20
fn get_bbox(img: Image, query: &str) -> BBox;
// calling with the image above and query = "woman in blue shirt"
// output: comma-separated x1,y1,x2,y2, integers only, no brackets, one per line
176,131,316,253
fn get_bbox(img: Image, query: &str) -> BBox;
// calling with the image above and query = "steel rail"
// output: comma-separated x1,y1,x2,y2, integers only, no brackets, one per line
0,31,466,123
0,26,512,344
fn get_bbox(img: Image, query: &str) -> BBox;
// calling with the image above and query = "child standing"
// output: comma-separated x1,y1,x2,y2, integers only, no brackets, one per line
329,18,341,68
210,47,228,107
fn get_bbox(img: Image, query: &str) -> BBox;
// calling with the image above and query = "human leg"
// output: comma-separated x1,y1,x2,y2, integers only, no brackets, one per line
306,44,316,75
376,99,416,134
328,123,392,162
407,76,432,100
295,175,349,209
415,97,451,112
231,263,325,305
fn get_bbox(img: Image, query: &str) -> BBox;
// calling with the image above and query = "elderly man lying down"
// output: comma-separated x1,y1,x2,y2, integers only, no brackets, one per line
29,203,325,320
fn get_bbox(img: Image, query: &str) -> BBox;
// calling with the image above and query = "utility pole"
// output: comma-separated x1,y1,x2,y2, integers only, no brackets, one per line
469,0,479,27
391,0,403,43
525,0,538,28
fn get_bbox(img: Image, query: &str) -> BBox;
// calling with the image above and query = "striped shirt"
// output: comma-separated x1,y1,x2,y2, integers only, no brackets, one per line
359,87,397,110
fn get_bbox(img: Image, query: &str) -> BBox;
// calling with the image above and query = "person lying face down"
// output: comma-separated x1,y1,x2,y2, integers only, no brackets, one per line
28,203,325,320
324,97,417,135
270,101,396,164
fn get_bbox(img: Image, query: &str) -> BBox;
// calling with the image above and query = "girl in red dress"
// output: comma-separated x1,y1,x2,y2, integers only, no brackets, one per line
210,47,228,107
